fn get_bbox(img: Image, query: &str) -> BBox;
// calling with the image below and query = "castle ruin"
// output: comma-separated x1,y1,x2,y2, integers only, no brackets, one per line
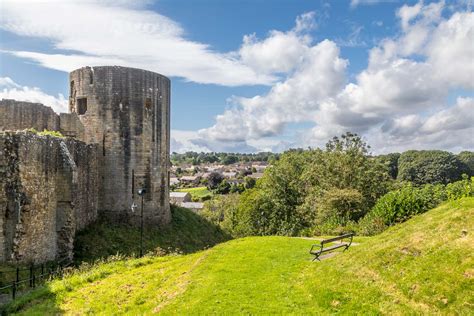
0,66,171,264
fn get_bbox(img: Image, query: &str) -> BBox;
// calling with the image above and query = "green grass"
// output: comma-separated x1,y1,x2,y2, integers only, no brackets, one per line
177,186,212,200
4,198,474,314
73,205,230,263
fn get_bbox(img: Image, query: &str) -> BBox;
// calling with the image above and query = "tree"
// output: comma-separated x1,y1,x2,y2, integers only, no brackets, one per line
207,172,224,190
222,155,238,165
376,153,400,179
457,151,474,176
301,132,391,224
244,177,256,189
398,150,468,185
215,181,231,194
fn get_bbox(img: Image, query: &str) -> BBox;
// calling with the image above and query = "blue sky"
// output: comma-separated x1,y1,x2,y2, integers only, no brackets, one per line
1,0,473,153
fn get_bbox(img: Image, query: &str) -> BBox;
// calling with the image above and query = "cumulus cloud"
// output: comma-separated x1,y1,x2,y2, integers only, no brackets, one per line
199,1,474,153
2,0,473,153
350,0,397,8
0,77,68,113
199,38,348,142
0,0,275,86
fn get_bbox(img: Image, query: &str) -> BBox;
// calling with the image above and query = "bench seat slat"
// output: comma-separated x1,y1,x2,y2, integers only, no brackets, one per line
320,243,348,252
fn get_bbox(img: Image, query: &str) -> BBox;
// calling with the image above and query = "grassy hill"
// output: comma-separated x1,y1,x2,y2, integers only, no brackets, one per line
4,198,474,314
73,205,230,263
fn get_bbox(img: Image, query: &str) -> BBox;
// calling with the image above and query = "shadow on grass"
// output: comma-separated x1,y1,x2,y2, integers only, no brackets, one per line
74,205,232,263
0,284,62,315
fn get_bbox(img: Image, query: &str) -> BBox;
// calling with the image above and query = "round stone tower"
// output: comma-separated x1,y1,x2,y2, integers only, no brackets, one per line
69,66,170,225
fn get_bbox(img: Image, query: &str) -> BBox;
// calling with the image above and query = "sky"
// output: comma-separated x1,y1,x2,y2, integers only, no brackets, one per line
0,0,473,154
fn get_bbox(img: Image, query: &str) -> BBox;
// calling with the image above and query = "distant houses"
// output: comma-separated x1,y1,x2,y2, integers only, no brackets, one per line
170,192,191,204
181,202,204,211
170,192,204,211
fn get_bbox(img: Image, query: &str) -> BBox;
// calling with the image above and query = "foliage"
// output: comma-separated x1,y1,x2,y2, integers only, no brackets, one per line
27,128,65,138
229,183,245,194
207,172,224,190
170,151,279,166
299,133,392,229
358,176,474,235
244,176,256,189
214,180,231,194
214,133,393,237
457,151,474,176
201,194,243,235
221,154,238,165
397,150,468,185
7,198,474,315
376,152,400,179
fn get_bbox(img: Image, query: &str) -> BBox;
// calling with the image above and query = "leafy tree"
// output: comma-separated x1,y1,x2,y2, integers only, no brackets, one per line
398,150,468,185
222,155,239,165
457,151,474,176
207,172,224,190
376,153,400,179
230,183,245,194
300,132,392,225
244,177,256,189
215,181,231,194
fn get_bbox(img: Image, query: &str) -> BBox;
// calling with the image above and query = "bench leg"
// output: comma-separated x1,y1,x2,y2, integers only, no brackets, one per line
312,254,321,262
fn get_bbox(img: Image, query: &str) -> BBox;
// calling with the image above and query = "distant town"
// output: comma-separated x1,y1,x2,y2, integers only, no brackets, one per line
169,152,277,210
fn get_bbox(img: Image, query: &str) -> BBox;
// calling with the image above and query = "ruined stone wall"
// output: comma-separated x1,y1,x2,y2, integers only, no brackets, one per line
69,66,170,225
0,132,98,263
60,113,86,142
0,99,60,132
65,139,99,231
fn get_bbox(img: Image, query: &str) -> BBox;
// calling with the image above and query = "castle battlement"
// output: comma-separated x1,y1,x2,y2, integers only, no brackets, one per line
0,66,171,264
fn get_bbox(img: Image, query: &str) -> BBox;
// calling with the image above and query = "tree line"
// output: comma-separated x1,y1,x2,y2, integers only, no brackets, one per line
171,151,279,165
201,132,474,237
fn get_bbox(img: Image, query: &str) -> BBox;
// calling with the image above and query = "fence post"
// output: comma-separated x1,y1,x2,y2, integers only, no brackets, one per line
41,264,44,279
12,281,16,300
16,267,19,283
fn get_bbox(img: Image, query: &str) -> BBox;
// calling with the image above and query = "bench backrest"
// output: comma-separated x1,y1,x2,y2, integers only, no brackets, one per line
321,233,354,245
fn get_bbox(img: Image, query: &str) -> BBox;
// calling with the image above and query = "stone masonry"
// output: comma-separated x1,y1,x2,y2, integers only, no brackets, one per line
69,66,171,225
0,66,171,264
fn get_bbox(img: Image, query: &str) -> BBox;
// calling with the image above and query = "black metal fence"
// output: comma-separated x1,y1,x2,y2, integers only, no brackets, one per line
0,258,71,301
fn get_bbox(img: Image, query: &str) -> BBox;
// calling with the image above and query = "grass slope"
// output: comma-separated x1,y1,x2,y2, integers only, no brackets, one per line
5,198,474,315
74,205,230,263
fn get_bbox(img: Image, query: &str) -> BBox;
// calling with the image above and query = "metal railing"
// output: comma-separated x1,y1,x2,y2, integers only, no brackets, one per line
0,258,71,301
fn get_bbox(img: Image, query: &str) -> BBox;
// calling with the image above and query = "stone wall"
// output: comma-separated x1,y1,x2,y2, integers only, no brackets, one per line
0,99,60,132
69,66,170,225
0,132,98,263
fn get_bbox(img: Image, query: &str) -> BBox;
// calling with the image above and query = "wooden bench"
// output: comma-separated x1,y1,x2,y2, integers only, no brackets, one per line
309,233,354,261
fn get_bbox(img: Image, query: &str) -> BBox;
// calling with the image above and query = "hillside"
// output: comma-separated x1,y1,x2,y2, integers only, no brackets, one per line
73,205,230,263
4,198,474,314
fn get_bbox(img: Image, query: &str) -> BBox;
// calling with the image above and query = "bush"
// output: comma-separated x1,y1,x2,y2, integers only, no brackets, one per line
358,177,473,235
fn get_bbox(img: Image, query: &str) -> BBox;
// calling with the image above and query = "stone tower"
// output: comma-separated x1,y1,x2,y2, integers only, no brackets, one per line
69,66,170,225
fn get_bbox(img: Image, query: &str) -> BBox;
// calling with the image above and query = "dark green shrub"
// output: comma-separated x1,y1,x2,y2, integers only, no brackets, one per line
358,177,473,235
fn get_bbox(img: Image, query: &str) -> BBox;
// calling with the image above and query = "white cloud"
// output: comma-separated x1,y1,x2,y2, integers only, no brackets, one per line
0,77,68,113
199,1,474,153
2,1,473,154
1,0,276,86
350,0,397,8
199,39,348,142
